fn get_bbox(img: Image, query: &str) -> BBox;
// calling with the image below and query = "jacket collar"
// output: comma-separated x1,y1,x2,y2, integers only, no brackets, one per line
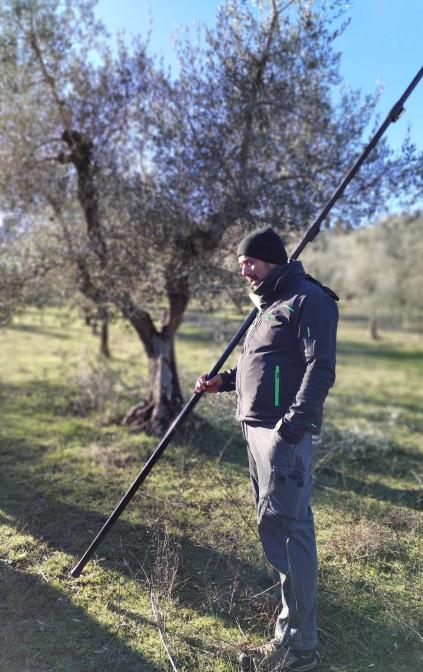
253,261,306,308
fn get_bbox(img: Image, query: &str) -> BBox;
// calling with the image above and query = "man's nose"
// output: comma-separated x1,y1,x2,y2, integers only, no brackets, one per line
241,266,250,277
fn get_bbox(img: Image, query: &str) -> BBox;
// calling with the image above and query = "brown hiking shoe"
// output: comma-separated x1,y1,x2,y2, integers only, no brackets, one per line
238,639,318,671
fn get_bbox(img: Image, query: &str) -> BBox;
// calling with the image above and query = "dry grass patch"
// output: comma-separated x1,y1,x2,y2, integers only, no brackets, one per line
330,517,402,563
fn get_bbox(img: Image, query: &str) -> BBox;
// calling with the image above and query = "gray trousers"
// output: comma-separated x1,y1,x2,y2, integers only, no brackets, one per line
242,423,318,652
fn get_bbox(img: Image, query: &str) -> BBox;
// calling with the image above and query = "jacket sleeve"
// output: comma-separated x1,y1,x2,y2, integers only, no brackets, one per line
219,367,237,392
278,291,338,444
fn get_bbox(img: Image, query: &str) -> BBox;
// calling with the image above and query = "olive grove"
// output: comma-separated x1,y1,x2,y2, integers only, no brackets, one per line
0,0,421,432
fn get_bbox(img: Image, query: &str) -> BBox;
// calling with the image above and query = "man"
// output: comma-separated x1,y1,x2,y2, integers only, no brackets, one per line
195,227,338,671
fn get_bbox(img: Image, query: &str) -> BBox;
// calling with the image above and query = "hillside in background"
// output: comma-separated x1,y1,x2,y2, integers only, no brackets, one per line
301,212,423,336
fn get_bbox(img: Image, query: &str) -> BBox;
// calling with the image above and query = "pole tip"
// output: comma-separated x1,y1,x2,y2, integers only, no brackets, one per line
69,564,82,578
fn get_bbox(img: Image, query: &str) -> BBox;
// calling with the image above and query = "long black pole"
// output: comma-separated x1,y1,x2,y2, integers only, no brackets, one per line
70,309,258,577
290,66,423,261
70,66,422,578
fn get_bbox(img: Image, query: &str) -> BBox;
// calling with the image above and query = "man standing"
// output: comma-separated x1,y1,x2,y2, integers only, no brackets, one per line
195,227,338,671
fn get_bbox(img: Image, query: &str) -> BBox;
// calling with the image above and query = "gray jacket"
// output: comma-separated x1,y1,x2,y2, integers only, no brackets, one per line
220,262,338,444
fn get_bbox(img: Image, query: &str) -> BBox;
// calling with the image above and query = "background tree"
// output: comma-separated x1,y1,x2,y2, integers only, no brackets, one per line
0,0,421,432
303,211,423,336
0,211,66,323
70,293,114,358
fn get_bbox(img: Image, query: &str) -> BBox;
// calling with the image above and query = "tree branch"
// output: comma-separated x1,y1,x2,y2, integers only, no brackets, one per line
28,10,72,134
162,275,190,337
238,0,279,177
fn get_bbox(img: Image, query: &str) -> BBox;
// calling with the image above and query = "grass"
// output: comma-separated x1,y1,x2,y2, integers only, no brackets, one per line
0,307,422,672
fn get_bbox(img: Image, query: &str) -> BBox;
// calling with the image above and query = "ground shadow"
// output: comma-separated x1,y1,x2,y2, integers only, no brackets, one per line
337,339,422,363
0,563,161,672
315,466,421,511
3,323,72,340
177,409,247,465
312,426,422,511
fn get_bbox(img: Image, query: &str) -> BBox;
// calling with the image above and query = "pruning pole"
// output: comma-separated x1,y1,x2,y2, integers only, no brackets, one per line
70,66,422,578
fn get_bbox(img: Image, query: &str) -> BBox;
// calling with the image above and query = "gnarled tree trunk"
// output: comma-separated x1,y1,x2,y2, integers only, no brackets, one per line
369,316,381,340
123,332,183,434
121,280,189,435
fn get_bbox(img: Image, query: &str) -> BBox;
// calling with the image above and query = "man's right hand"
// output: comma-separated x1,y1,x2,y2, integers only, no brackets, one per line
194,373,223,394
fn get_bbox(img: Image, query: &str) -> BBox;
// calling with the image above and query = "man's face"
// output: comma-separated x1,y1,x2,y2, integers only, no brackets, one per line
238,255,277,290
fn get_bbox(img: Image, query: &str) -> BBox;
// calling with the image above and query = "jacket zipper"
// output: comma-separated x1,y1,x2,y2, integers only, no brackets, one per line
237,311,263,412
274,365,280,406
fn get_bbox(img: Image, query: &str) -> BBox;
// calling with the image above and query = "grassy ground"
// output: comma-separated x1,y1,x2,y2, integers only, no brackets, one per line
0,308,422,672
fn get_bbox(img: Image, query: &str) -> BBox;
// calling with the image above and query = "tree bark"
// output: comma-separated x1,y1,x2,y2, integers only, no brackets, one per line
123,331,184,434
120,281,188,436
100,311,111,358
369,316,381,340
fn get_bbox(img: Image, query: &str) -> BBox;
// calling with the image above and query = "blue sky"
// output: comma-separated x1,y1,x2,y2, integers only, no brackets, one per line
95,0,423,156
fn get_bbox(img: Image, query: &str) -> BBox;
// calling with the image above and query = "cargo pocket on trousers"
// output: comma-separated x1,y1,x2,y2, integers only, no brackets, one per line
266,463,307,520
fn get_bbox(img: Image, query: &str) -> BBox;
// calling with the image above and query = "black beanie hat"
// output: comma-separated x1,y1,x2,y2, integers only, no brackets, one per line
237,226,288,265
